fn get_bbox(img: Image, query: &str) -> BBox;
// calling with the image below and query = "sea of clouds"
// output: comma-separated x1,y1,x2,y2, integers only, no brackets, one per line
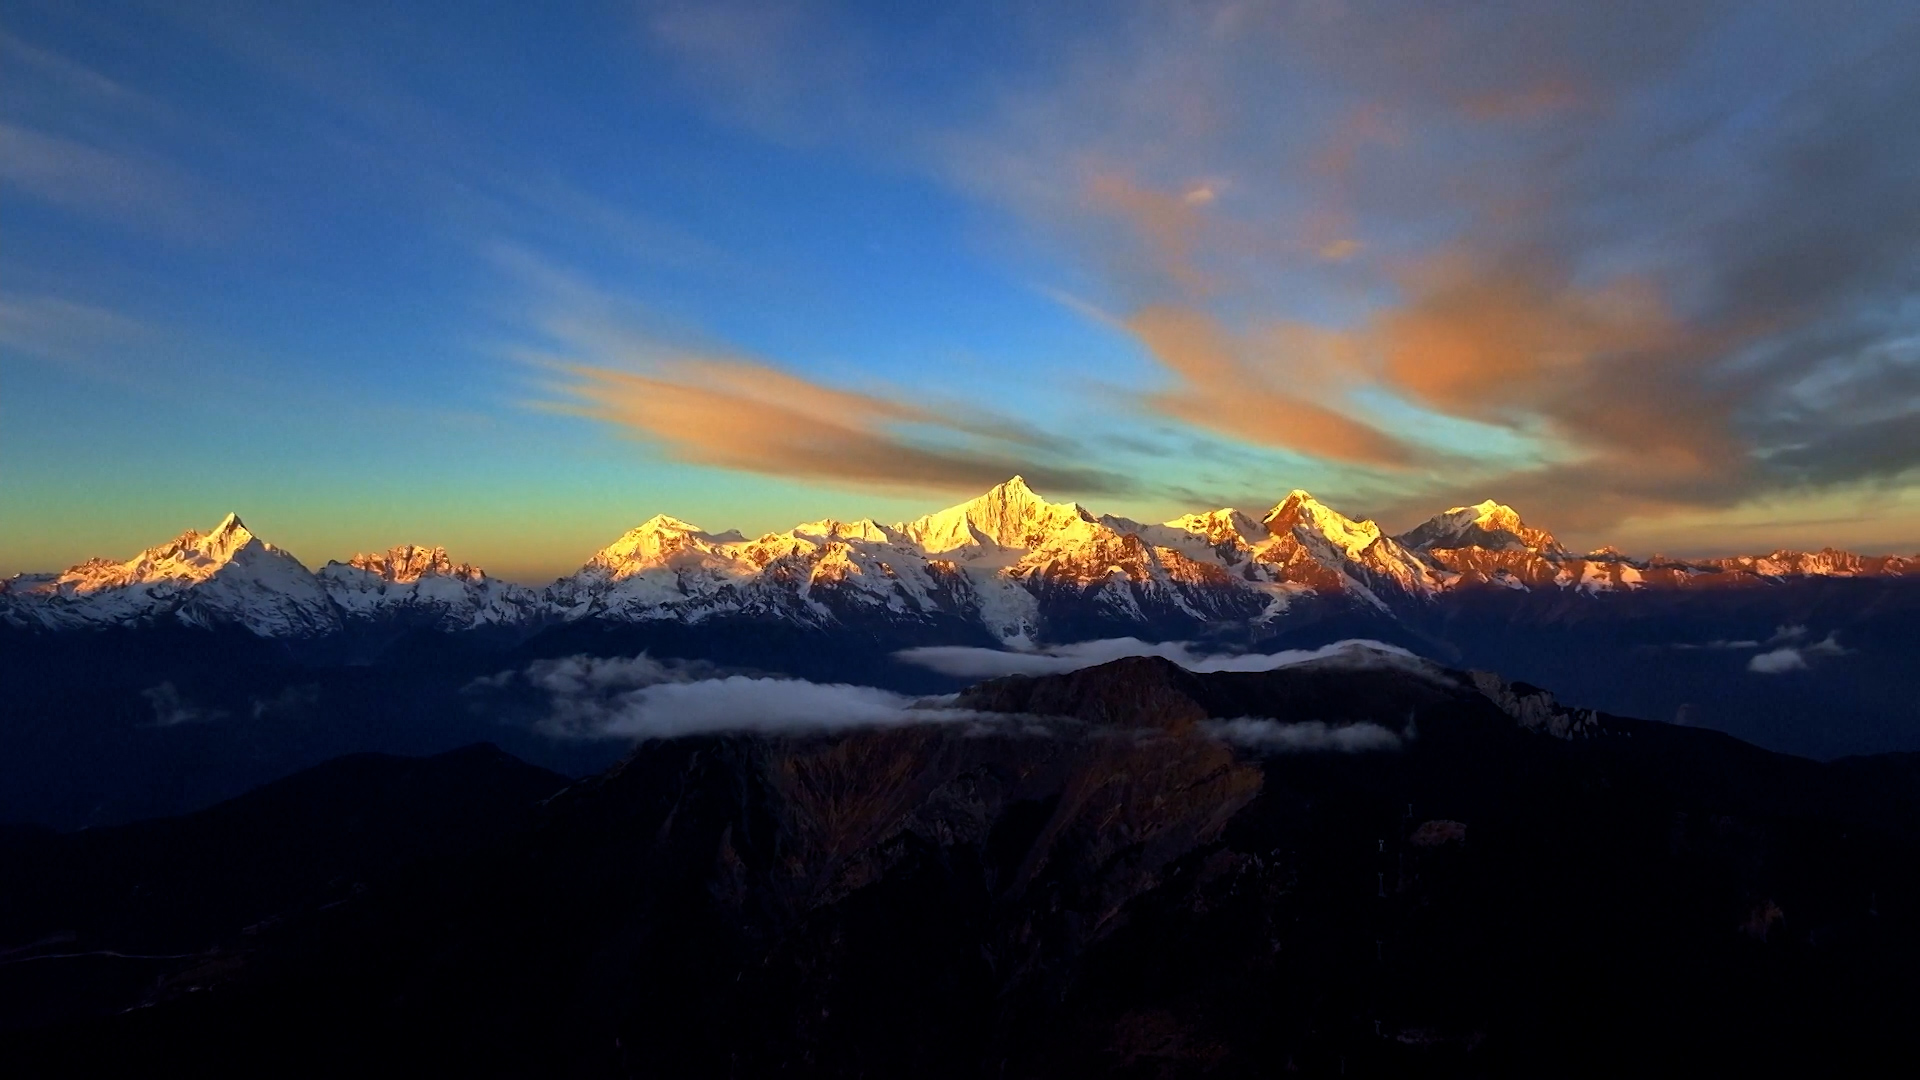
472,638,1440,746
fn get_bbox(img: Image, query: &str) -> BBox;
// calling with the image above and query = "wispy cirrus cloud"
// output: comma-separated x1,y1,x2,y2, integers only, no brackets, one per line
0,122,203,235
0,292,152,360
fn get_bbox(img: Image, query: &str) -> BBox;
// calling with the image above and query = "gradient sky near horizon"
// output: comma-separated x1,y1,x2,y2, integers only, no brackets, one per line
4,0,1918,582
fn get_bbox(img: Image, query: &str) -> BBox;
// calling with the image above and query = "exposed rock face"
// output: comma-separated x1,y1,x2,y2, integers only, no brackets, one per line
318,545,543,631
1469,669,1603,739
342,544,484,583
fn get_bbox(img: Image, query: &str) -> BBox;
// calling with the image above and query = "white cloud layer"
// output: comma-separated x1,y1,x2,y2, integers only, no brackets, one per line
484,643,1447,741
477,652,981,740
591,677,953,739
1202,718,1403,753
893,637,1433,679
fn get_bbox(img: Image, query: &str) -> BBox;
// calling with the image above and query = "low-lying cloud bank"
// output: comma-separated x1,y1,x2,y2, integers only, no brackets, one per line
477,645,1442,743
472,653,980,740
1748,632,1850,675
1203,718,1404,754
894,637,1434,679
1664,624,1853,675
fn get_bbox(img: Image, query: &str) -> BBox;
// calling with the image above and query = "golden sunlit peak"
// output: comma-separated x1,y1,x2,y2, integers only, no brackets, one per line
633,513,703,533
1266,490,1331,518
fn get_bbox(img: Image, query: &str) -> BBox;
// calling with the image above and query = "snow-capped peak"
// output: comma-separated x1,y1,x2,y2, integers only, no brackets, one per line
1163,508,1266,548
3,513,341,636
634,513,704,534
317,544,537,630
338,545,484,584
54,513,267,595
1397,500,1562,554
896,476,1094,554
584,514,730,577
209,511,249,540
1262,491,1382,560
791,518,892,544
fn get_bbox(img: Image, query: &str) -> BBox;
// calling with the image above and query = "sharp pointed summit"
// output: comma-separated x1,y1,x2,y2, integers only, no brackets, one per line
1262,490,1384,561
1398,500,1563,555
0,513,339,636
897,476,1094,554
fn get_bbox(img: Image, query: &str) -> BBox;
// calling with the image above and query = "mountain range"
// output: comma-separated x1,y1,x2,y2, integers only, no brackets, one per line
5,477,1913,642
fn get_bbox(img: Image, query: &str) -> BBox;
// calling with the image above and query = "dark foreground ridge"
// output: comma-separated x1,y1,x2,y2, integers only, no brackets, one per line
4,657,1918,1076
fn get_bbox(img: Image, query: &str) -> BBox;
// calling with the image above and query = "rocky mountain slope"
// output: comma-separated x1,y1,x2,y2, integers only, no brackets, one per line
5,478,1912,643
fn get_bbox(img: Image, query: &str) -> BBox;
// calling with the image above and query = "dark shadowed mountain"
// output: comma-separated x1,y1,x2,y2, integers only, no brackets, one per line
5,656,1915,1076
0,744,566,1037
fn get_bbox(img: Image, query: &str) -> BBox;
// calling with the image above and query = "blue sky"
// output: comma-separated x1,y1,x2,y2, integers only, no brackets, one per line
4,1,1918,580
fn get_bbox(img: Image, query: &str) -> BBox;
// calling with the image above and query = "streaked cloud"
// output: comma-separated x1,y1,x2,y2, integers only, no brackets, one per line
0,292,151,360
0,122,201,234
1129,305,1416,468
554,355,1132,496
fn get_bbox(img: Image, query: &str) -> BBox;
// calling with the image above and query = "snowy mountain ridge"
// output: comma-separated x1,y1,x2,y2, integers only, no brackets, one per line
3,478,1915,640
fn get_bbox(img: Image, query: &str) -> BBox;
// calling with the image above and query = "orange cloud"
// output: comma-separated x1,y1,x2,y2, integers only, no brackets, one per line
556,356,1133,496
1375,256,1679,410
1370,253,1740,472
1130,305,1416,467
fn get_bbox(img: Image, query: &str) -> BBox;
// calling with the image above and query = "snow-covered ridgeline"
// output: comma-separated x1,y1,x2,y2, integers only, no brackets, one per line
3,478,1914,639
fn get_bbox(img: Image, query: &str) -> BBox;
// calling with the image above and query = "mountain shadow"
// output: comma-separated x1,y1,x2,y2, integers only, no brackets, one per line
3,657,1917,1076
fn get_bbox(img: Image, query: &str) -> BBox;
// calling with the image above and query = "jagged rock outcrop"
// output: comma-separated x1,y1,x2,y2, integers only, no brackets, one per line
1469,669,1603,739
318,545,545,631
